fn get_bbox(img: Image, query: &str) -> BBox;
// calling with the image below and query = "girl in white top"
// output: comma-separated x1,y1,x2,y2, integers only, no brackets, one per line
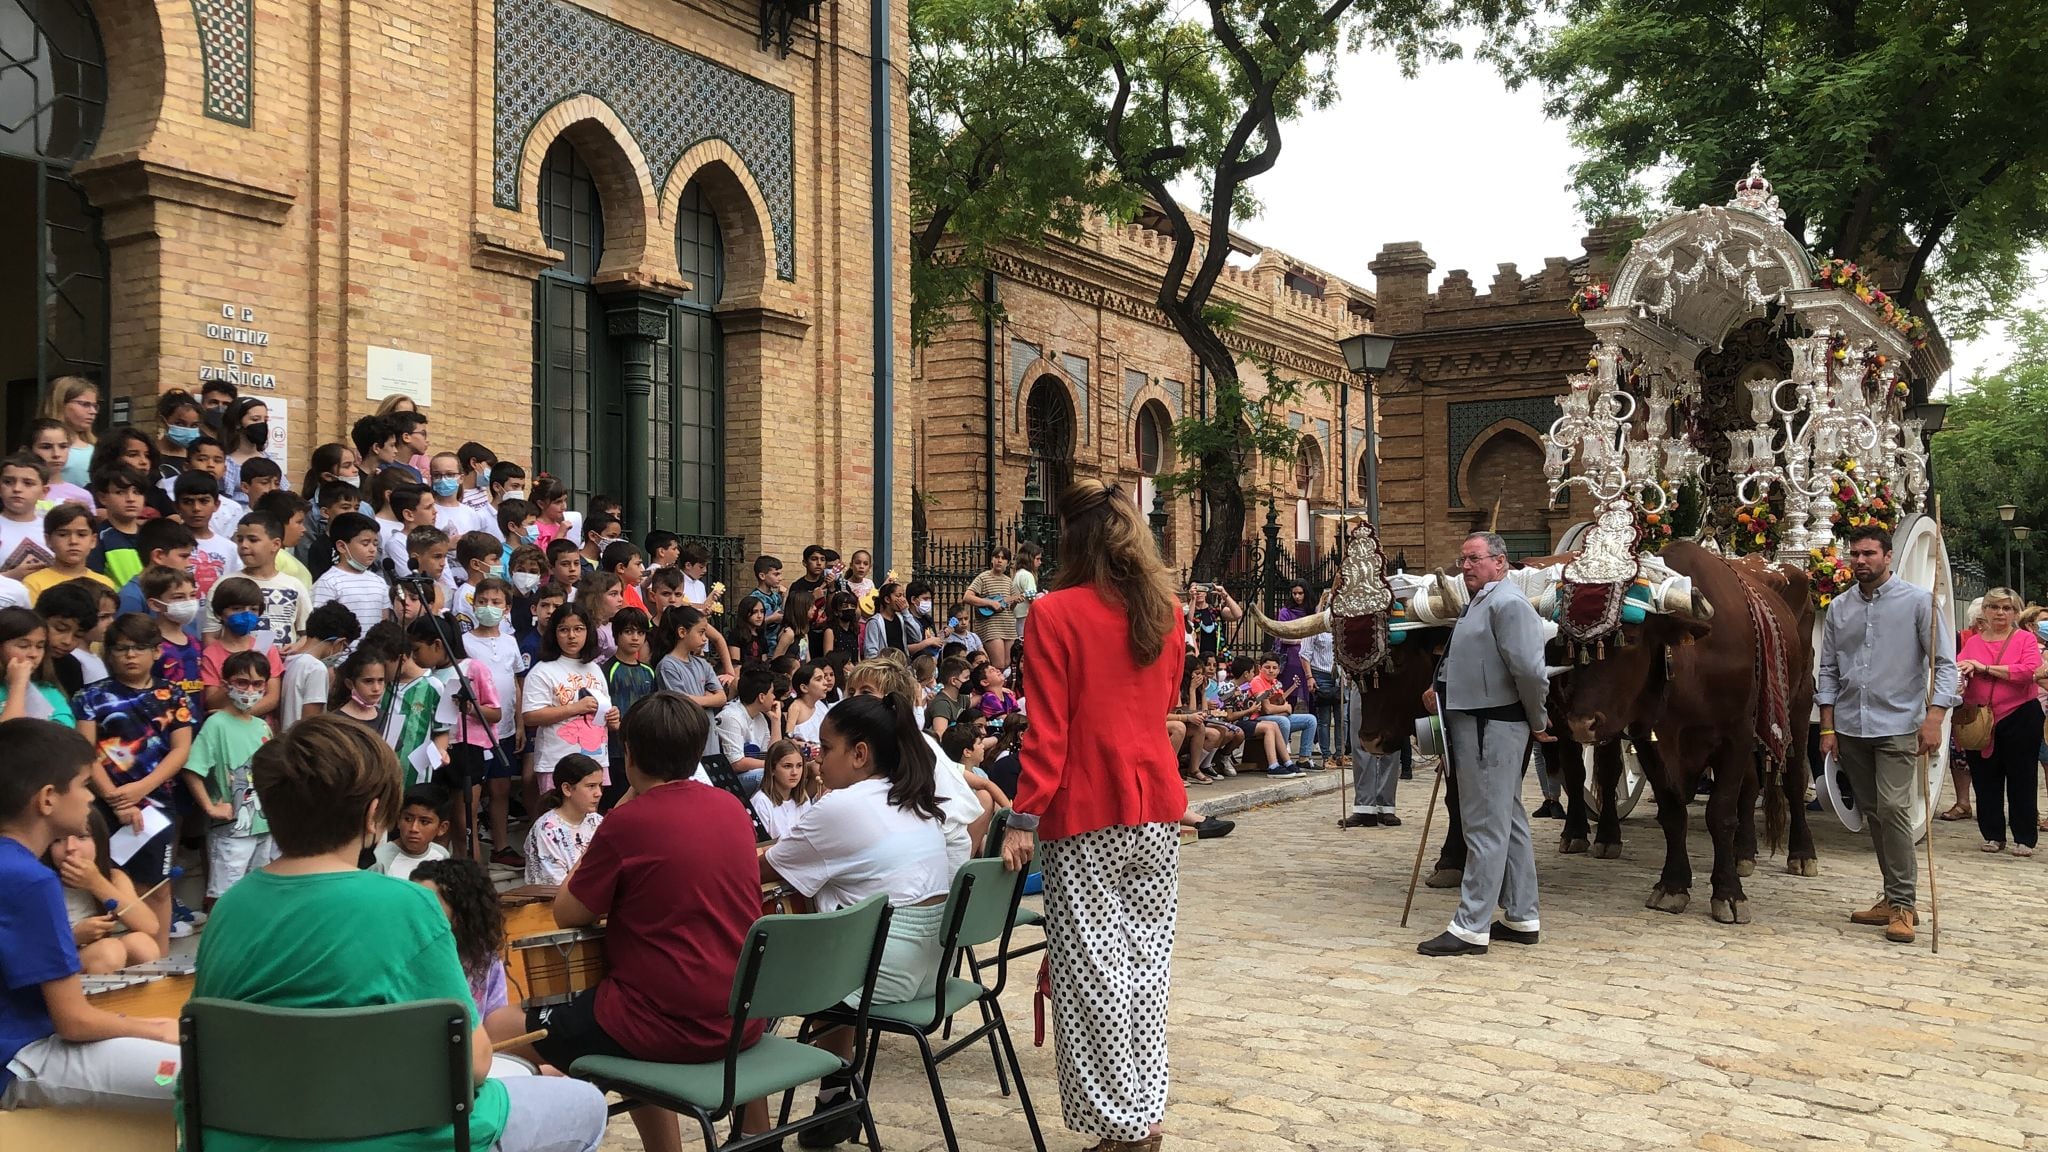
783,661,834,744
524,753,604,884
519,604,619,791
749,739,818,840
764,692,950,1013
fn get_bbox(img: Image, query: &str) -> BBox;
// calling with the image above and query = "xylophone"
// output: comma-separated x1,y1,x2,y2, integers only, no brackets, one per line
80,956,197,1019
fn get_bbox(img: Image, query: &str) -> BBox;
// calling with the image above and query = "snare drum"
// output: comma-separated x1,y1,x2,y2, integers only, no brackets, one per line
510,928,608,1007
760,883,809,917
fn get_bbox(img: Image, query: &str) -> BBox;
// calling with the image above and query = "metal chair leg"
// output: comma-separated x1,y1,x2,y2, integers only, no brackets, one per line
992,1012,1048,1152
912,1030,961,1152
977,996,1010,1096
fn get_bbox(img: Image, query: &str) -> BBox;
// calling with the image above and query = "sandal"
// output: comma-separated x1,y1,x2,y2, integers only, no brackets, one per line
1982,841,2005,852
1938,803,1973,821
2012,845,2035,857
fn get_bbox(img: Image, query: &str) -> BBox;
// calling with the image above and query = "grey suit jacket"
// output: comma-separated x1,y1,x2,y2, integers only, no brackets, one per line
1441,579,1551,728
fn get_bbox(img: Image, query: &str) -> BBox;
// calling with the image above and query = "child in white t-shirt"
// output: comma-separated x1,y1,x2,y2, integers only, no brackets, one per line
518,604,617,792
748,739,818,840
372,784,452,880
523,754,603,885
279,602,361,726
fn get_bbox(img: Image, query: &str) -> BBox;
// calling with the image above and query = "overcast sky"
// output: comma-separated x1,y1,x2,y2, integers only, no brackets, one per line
1234,45,2035,392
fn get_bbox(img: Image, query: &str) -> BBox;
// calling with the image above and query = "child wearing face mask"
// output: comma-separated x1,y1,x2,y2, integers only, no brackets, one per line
183,648,277,903
199,577,285,722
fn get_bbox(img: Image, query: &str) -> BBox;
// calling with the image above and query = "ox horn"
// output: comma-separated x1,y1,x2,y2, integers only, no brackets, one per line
1253,608,1330,641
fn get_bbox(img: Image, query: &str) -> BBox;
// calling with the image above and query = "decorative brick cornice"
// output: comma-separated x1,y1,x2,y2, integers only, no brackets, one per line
984,251,1348,382
73,153,294,243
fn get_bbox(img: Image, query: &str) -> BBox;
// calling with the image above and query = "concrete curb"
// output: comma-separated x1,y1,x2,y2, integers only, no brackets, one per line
1190,770,1348,819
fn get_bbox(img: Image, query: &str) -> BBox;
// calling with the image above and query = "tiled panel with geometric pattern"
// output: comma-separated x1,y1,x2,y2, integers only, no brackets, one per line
1446,396,1560,507
191,0,252,126
493,0,797,280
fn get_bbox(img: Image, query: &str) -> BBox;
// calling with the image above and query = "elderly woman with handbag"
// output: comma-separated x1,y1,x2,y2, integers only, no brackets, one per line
1955,587,2043,855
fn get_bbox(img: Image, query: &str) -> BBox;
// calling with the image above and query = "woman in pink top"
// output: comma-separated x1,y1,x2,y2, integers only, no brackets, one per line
1957,587,2042,855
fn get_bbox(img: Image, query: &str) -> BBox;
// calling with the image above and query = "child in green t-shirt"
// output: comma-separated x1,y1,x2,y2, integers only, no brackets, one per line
186,713,606,1152
182,648,276,903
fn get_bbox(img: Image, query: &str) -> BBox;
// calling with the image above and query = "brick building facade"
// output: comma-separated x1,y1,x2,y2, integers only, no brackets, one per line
913,214,1376,573
1365,228,1630,567
4,0,911,564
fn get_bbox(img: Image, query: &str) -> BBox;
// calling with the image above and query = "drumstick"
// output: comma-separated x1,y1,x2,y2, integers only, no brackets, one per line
107,866,184,920
492,1029,547,1052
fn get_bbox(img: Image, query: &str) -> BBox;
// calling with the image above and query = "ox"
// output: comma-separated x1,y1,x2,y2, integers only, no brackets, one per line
1555,541,1819,923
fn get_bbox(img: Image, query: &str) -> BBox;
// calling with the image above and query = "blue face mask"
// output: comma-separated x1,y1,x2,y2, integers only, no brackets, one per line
166,425,202,448
476,466,491,489
431,477,461,499
223,609,263,637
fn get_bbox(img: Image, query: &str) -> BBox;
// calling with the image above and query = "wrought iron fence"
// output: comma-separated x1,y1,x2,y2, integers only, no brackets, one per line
910,514,1060,616
675,533,749,603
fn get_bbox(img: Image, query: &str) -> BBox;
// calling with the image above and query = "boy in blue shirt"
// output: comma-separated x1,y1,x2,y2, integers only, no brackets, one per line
0,717,179,1109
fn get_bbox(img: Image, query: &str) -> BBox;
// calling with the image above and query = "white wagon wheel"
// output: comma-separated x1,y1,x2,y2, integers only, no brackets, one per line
1584,738,1649,819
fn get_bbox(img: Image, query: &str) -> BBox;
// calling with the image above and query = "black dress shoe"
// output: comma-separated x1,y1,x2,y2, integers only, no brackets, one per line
1533,799,1566,820
1416,931,1487,957
1379,813,1402,827
1195,816,1235,839
1491,925,1539,946
1342,813,1380,828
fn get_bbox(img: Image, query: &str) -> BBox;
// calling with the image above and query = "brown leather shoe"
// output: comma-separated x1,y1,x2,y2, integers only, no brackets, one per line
1849,899,1893,926
1884,905,1917,944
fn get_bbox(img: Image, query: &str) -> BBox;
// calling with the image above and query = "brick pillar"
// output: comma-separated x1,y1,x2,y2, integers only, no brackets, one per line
1367,243,1435,335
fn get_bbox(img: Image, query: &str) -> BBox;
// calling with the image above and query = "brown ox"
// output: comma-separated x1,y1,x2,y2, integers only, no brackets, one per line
1555,541,1818,923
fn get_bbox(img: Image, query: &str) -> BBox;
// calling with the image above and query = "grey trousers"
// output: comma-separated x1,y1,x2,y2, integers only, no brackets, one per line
1836,732,1920,910
1446,710,1541,945
1351,751,1401,814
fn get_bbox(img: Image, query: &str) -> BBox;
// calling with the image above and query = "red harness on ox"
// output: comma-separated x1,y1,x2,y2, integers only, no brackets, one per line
1743,579,1792,766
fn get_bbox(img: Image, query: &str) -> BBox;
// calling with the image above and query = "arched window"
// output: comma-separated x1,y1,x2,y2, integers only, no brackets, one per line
1135,400,1170,476
1294,434,1323,500
1025,376,1075,503
657,179,725,534
0,0,107,443
532,139,605,499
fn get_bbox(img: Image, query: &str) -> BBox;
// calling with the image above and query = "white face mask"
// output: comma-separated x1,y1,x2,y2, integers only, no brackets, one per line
157,599,200,625
227,687,265,712
510,571,541,594
915,599,932,616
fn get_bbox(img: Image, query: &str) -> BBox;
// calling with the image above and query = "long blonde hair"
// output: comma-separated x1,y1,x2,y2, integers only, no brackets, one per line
1049,479,1177,665
42,376,98,445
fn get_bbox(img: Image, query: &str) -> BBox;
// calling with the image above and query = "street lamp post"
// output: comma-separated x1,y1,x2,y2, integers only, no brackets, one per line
1999,503,2019,586
1338,332,1397,526
2014,525,2032,601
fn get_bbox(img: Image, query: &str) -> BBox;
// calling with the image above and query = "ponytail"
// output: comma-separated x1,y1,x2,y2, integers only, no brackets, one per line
542,753,603,810
822,692,941,821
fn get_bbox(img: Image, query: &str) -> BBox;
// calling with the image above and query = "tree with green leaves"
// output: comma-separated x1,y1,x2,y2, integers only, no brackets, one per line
1932,311,2048,600
1497,0,2048,337
909,0,1135,347
1055,0,1529,579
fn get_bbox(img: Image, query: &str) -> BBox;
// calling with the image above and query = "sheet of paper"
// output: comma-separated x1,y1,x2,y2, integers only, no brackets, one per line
408,739,444,785
108,802,172,866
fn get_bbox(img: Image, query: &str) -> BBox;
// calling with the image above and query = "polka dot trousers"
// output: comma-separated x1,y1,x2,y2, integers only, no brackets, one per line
1037,821,1180,1142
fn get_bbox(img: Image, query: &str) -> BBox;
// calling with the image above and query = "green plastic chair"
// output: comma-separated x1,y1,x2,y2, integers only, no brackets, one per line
570,893,894,1152
180,997,478,1150
823,856,1047,1152
952,808,1044,1096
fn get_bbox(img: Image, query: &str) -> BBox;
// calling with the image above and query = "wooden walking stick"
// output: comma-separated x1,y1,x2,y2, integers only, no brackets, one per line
1921,499,1951,953
1399,751,1445,928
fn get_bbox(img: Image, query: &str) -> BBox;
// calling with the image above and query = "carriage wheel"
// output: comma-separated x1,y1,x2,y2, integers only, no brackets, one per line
1582,739,1648,819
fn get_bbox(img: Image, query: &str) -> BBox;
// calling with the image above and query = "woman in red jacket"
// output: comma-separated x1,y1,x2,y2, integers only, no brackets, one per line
1001,479,1184,1152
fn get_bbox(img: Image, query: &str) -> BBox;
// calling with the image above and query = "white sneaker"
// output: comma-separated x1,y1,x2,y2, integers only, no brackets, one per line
168,919,198,939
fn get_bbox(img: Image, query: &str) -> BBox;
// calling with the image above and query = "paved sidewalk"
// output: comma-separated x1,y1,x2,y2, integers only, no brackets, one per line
602,771,2048,1151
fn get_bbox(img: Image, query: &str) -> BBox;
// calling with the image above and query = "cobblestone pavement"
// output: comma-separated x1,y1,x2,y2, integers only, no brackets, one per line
601,772,2048,1151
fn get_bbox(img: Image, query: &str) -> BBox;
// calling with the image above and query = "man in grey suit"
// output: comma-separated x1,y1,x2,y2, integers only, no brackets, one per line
1418,531,1554,957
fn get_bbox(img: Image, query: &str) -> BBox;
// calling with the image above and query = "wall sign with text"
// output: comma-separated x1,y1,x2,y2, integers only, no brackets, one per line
197,304,279,391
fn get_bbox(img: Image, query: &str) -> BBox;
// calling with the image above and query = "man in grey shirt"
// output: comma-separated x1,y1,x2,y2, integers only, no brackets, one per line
1816,523,1959,945
1418,531,1555,957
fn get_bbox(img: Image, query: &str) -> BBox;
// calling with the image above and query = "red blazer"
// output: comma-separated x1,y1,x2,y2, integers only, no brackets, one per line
1014,585,1187,841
